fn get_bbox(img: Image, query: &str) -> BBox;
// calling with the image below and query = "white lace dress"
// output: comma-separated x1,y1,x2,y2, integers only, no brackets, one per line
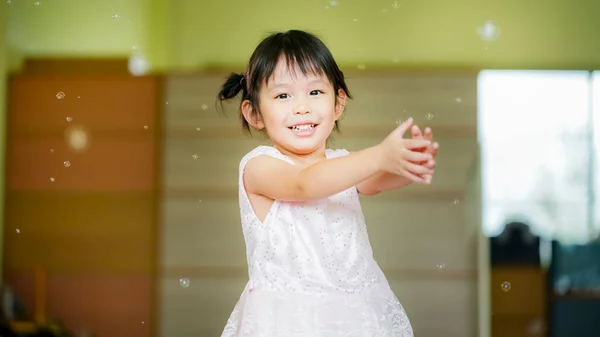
221,146,414,337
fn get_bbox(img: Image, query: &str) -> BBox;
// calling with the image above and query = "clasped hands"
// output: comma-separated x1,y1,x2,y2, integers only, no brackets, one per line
377,117,439,185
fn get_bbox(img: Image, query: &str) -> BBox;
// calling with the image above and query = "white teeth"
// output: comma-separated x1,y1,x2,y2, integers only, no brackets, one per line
292,124,314,131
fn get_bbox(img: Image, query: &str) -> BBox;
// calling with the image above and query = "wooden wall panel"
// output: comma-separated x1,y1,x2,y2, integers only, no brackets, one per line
7,137,156,191
6,270,151,337
160,72,479,337
8,75,158,133
3,72,161,337
4,194,154,272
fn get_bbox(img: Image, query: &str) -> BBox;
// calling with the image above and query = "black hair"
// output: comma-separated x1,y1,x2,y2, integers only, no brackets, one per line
216,30,351,135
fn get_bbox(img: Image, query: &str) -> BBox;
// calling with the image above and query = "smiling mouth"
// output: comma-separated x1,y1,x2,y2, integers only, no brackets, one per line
288,124,318,131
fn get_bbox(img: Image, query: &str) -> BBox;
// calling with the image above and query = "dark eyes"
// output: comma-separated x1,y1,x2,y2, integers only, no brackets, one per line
275,90,324,99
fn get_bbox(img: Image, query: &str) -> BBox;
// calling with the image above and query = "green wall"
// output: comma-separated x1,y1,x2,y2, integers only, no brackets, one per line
4,0,600,72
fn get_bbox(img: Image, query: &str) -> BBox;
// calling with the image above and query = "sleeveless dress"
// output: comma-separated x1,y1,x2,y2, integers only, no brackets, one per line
221,146,414,337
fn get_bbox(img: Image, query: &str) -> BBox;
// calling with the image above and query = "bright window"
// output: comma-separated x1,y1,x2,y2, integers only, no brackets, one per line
478,70,597,244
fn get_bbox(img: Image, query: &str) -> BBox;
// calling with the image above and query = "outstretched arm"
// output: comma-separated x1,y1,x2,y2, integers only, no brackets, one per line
357,125,438,195
244,120,433,202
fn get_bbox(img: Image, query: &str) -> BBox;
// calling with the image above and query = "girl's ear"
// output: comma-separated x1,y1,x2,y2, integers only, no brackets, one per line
241,100,265,129
334,89,347,120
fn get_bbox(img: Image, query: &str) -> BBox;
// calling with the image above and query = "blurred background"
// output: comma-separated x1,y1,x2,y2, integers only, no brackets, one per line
0,0,599,336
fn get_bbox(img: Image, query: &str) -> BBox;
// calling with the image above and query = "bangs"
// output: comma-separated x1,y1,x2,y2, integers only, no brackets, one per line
246,30,342,91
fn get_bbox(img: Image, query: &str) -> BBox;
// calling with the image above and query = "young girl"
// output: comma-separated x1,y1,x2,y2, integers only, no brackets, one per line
217,30,439,337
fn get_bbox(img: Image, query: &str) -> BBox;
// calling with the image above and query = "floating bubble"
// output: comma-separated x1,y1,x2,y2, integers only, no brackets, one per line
63,161,70,168
452,199,460,205
392,1,400,9
128,55,149,76
477,21,501,42
50,148,55,153
436,263,446,270
352,18,358,22
455,97,462,103
112,13,120,19
49,177,55,182
198,199,202,203
66,116,73,122
56,92,65,99
15,229,19,233
143,125,148,130
501,281,511,292
34,1,40,5
396,120,403,125
196,127,201,131
425,113,434,120
179,278,190,288
357,64,366,70
6,0,12,4
201,104,208,110
65,125,91,153
329,0,337,5
192,154,199,160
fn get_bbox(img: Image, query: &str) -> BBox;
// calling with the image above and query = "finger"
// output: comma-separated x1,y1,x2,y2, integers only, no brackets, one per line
430,142,439,157
422,174,433,184
424,127,434,142
404,161,434,175
401,169,429,184
392,117,414,137
421,159,436,169
411,125,423,139
402,150,432,162
403,139,431,149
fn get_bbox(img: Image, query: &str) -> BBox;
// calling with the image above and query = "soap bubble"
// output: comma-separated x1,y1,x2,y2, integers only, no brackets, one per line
501,281,511,292
56,92,65,99
65,125,91,153
179,278,190,288
128,55,149,76
477,21,501,42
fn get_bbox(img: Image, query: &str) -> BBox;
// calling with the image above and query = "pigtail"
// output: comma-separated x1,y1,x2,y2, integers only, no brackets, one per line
218,72,244,98
216,73,245,116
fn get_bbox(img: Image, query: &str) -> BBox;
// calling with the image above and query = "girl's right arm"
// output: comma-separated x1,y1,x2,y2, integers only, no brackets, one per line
244,118,432,202
243,146,385,201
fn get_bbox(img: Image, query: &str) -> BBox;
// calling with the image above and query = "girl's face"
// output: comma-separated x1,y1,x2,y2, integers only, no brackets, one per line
242,59,346,158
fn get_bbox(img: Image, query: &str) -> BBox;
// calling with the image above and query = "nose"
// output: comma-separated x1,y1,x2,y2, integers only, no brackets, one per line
294,102,311,115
